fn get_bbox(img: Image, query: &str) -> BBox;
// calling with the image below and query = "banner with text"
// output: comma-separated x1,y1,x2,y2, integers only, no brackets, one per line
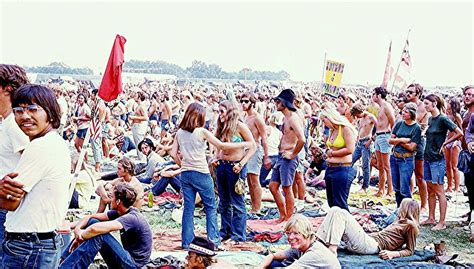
323,60,345,97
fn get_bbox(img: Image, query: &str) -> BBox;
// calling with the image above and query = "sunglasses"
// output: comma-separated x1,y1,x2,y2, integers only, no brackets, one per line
406,91,415,94
219,109,226,114
240,99,250,104
12,104,44,115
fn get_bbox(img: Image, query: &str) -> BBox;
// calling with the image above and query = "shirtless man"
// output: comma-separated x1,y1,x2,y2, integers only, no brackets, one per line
293,93,308,210
240,92,270,213
404,83,429,211
372,87,395,197
159,94,173,140
129,91,148,161
350,104,377,193
270,89,306,222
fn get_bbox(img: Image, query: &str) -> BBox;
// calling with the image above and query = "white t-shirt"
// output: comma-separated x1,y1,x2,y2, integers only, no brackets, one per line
5,131,71,233
267,126,282,156
57,96,69,125
177,128,210,174
0,113,29,178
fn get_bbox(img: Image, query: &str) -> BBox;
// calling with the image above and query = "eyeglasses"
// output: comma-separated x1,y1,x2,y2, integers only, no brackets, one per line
12,104,44,115
240,99,250,104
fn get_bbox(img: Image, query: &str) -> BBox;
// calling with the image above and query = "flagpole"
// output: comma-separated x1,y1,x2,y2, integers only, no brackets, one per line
390,29,411,93
68,103,98,200
321,52,327,90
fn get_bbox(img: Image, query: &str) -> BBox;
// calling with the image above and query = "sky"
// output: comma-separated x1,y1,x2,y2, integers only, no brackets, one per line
0,1,472,87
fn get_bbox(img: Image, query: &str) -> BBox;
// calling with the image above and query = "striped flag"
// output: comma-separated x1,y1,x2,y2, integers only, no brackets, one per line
89,103,102,142
382,41,394,88
391,39,413,92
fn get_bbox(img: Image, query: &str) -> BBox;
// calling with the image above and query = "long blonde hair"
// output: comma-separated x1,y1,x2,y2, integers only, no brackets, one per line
215,100,240,142
397,198,420,234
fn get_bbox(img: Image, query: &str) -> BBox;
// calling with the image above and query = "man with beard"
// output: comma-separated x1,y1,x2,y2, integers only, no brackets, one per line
270,89,305,222
240,91,270,214
404,83,429,212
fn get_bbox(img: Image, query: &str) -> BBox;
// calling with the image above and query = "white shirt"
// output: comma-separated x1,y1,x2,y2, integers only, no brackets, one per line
6,131,71,233
0,113,29,178
267,126,282,156
57,96,69,125
177,128,210,174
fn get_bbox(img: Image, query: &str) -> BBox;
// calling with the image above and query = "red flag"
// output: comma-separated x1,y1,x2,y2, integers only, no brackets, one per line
382,41,393,88
98,34,126,102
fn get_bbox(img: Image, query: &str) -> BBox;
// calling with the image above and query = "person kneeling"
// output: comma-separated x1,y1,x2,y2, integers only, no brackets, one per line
316,198,420,260
257,214,340,269
60,183,152,269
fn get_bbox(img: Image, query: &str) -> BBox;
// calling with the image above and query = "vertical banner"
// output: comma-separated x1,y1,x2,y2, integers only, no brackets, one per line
323,60,345,97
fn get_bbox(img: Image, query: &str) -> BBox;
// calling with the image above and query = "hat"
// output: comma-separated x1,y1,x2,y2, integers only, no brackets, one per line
188,237,216,256
346,92,357,102
273,89,297,112
137,138,156,152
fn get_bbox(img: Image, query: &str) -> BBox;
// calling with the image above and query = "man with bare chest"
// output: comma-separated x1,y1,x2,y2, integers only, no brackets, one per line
351,104,377,193
129,92,148,161
269,89,305,222
372,87,395,197
159,94,172,140
240,92,270,214
404,83,429,211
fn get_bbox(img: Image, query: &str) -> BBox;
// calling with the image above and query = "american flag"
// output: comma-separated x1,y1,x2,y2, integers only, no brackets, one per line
89,103,102,142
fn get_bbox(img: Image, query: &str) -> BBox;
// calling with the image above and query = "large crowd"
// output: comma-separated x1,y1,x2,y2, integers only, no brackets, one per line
0,63,473,268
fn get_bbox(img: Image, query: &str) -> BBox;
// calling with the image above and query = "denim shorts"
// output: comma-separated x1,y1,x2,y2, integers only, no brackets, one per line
76,128,88,139
424,158,446,185
270,154,299,187
375,133,392,154
247,146,263,175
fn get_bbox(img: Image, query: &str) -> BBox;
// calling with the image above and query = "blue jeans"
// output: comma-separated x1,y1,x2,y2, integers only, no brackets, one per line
324,166,355,211
390,155,414,207
0,209,6,264
180,171,219,248
259,155,279,187
121,136,136,153
152,175,181,196
60,219,137,269
352,139,372,189
216,162,247,241
2,233,62,269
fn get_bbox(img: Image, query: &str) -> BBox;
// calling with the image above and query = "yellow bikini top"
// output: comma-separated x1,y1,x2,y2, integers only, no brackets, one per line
326,125,345,148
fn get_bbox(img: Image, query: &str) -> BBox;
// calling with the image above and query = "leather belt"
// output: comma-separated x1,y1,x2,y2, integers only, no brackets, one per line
327,162,352,167
6,231,57,241
376,131,391,135
393,151,414,158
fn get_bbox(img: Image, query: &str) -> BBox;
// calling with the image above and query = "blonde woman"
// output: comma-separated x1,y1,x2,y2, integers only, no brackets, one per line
320,102,357,211
317,198,420,260
257,214,340,269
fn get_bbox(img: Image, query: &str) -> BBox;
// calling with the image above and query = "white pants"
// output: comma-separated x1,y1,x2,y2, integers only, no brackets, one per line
132,122,147,161
316,207,379,254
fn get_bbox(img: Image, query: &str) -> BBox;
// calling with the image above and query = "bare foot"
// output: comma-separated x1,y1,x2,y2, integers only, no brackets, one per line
420,219,436,226
445,188,453,193
432,223,447,231
357,188,367,194
420,207,428,215
385,192,394,198
374,191,384,197
274,217,286,224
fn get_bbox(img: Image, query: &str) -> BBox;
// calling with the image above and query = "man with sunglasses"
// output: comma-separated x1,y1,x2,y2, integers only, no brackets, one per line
0,64,29,264
240,91,270,214
1,84,71,268
404,83,429,212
